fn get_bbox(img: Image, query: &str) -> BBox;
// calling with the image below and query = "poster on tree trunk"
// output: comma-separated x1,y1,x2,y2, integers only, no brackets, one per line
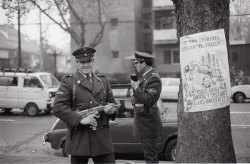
180,29,231,112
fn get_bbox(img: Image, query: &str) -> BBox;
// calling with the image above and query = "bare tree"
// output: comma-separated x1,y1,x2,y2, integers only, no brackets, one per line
172,0,236,162
1,0,114,48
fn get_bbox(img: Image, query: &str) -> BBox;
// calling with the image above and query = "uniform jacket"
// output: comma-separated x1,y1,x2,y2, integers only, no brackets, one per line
133,68,163,138
53,71,116,156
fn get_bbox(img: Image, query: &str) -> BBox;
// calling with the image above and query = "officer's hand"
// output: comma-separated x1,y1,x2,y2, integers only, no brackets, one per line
104,103,116,115
131,79,139,90
80,113,100,126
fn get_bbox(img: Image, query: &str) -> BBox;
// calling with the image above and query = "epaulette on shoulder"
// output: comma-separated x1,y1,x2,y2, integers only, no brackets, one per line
152,72,160,78
64,74,73,78
96,73,106,77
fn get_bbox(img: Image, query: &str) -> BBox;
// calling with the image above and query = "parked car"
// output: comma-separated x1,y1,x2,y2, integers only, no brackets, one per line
161,78,180,101
231,85,250,103
43,84,178,161
0,68,60,116
231,77,250,103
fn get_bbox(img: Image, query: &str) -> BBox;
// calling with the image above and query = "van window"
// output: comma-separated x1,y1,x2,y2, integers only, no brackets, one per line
40,74,59,88
24,76,42,88
0,76,18,86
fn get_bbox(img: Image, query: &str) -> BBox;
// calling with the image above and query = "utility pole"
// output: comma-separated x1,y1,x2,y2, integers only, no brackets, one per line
39,10,44,70
17,6,21,68
53,50,57,77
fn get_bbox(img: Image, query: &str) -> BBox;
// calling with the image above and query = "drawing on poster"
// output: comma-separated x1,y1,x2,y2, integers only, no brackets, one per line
183,53,230,111
180,29,231,112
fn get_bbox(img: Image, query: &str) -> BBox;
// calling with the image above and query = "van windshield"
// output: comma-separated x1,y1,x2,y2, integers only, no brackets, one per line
40,74,60,88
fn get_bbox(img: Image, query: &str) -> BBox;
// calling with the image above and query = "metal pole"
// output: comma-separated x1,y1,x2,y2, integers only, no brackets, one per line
39,10,44,70
18,8,21,68
54,50,57,77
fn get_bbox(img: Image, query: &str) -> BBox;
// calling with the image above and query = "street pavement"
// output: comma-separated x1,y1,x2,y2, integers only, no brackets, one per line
0,155,174,164
0,102,250,163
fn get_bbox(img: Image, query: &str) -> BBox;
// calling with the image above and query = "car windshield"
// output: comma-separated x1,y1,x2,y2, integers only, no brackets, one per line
40,74,60,88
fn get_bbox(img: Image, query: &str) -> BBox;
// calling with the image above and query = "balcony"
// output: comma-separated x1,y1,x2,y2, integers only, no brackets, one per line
153,29,178,45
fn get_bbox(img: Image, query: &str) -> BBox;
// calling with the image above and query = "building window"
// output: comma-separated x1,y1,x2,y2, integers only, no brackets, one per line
110,18,118,27
163,50,171,64
112,51,119,59
0,59,10,67
163,49,179,64
232,52,238,61
173,49,180,63
155,10,176,29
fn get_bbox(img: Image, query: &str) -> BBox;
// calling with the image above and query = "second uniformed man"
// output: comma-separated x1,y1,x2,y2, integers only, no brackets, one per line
53,47,117,164
131,51,163,163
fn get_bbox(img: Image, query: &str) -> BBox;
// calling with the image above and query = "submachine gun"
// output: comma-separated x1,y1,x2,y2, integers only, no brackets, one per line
76,103,120,130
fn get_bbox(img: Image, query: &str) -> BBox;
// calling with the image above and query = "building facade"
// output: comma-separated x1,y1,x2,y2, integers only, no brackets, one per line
229,40,250,76
71,0,152,76
70,0,250,78
152,0,180,77
0,25,42,69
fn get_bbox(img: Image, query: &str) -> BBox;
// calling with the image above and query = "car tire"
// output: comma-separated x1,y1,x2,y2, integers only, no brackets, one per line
62,142,69,157
3,108,12,113
234,92,245,103
164,138,177,161
25,103,39,116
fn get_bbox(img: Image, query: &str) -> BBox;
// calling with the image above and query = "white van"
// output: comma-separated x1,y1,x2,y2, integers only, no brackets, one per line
0,68,60,116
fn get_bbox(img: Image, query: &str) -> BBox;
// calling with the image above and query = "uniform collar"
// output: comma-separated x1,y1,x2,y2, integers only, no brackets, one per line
143,67,153,77
74,70,93,92
74,70,103,95
78,71,92,79
139,67,155,84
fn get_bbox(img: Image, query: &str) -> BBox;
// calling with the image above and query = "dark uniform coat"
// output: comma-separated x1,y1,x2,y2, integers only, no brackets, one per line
53,71,116,156
133,68,163,138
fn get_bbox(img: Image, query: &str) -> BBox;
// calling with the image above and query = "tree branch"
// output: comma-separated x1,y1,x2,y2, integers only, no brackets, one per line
28,0,81,46
53,0,70,29
66,0,85,47
89,0,106,47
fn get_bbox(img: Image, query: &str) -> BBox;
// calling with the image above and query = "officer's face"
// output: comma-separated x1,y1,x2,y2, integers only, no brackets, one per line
133,59,145,73
76,59,94,75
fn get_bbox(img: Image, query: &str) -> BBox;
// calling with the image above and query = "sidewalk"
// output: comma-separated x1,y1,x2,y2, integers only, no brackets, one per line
0,155,173,164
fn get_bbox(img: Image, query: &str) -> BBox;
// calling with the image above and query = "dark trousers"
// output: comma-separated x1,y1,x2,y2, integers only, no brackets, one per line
141,137,159,164
71,153,116,164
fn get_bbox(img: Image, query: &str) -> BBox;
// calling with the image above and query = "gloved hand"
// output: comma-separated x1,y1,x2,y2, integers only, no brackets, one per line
80,113,100,126
131,79,139,90
104,103,116,115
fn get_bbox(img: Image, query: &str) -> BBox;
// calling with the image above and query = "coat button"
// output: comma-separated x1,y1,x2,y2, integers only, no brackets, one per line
90,101,93,104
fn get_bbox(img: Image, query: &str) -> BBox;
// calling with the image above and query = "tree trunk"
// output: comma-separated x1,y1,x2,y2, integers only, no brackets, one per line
173,0,236,162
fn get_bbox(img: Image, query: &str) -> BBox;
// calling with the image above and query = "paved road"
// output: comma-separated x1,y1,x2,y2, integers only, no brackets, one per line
165,102,250,162
0,102,250,163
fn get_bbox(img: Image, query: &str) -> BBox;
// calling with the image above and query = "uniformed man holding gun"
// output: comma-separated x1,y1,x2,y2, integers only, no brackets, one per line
53,47,118,164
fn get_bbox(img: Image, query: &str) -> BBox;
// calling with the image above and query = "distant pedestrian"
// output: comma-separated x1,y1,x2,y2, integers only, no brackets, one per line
130,51,163,163
230,66,236,86
53,47,118,164
236,69,244,85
